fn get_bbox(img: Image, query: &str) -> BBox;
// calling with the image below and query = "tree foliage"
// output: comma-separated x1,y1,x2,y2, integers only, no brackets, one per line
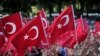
0,0,100,15
0,0,36,13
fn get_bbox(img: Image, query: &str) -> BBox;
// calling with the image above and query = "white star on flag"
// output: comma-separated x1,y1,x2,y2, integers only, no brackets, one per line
24,34,29,40
57,23,62,29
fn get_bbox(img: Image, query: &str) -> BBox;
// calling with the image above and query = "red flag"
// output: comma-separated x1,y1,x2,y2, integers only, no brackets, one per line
94,22,100,37
69,17,89,48
0,20,5,49
49,5,75,44
76,18,89,43
39,8,49,32
57,30,74,47
2,12,24,40
95,22,100,32
38,9,49,47
9,14,48,56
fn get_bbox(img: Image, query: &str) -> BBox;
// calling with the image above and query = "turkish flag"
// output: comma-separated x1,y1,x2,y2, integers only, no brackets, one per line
39,8,49,33
95,22,100,32
0,20,5,49
2,12,24,40
49,5,75,44
94,22,100,37
57,30,74,47
9,14,47,56
38,8,49,47
69,17,89,48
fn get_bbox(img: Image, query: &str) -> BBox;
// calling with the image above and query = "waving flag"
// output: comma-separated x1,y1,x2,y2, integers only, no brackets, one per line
9,13,48,56
2,12,24,40
94,22,100,37
69,17,89,48
38,8,49,47
57,30,74,47
49,5,75,44
39,9,49,32
0,20,5,49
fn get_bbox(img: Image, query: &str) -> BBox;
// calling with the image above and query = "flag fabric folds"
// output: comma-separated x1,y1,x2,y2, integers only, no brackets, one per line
9,13,47,56
69,17,89,48
0,20,5,49
2,12,24,39
0,12,24,54
49,5,75,44
94,22,100,37
0,6,92,55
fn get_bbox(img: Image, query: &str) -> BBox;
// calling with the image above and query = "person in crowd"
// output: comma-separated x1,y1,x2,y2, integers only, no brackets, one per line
58,47,67,56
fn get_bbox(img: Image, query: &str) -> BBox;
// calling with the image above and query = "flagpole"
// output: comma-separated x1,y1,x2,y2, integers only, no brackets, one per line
71,5,79,46
72,4,79,56
19,11,25,27
80,15,85,31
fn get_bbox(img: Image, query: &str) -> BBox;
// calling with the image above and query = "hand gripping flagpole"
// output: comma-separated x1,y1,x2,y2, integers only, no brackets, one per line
71,5,79,56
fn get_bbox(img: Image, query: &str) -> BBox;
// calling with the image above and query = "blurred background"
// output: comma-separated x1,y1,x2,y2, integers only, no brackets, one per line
0,0,100,21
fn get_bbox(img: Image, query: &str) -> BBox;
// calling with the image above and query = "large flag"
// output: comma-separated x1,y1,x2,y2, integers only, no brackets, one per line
9,13,48,56
49,5,75,44
0,20,5,49
69,17,89,48
2,12,24,40
0,12,24,54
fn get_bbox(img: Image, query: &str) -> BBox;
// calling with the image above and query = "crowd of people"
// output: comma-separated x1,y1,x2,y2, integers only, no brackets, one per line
24,32,100,56
0,30,99,56
0,10,100,56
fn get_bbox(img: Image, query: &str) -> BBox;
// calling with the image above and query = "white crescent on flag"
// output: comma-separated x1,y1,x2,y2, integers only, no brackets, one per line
5,22,16,34
24,26,39,40
40,14,47,29
42,17,47,29
29,26,39,40
41,41,48,45
61,15,69,26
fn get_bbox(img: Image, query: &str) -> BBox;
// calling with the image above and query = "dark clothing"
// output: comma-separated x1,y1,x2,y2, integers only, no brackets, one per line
58,48,67,56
